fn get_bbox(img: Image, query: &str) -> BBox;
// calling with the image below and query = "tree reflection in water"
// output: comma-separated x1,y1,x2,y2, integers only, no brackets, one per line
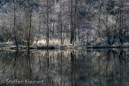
0,49,129,86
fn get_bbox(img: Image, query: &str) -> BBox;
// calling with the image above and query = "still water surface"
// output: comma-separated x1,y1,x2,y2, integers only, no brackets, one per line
0,49,129,86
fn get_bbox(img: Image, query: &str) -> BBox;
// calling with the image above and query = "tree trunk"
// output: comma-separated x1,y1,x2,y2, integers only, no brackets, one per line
73,0,77,43
13,0,18,48
47,0,49,48
97,0,101,38
28,6,32,48
70,0,74,45
59,0,63,45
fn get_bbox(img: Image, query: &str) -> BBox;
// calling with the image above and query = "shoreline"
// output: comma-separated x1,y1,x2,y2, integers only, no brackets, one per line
0,45,129,50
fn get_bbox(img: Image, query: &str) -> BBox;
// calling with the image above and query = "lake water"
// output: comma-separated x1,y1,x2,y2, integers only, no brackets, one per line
0,49,129,86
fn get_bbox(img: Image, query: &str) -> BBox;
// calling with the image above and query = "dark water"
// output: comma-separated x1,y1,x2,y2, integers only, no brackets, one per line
0,49,129,86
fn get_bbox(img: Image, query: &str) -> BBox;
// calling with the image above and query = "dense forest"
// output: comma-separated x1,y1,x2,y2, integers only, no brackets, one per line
1,1,129,85
0,0,129,48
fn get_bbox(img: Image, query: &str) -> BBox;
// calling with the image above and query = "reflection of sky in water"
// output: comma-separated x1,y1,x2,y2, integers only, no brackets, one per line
0,49,129,86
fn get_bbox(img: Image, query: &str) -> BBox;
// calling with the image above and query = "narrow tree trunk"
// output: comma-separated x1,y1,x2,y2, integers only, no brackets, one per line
70,0,74,45
119,0,124,44
121,1,124,43
74,0,77,42
28,7,32,48
96,0,101,38
106,0,111,45
47,0,49,48
59,0,63,45
13,0,18,48
36,20,41,44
